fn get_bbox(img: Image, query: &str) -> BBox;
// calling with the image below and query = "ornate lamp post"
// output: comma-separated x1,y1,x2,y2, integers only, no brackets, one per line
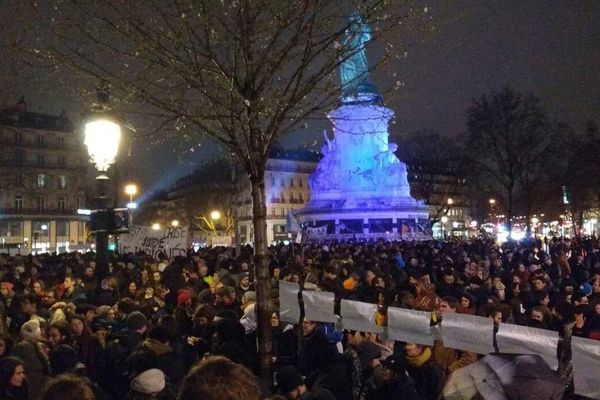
84,90,121,284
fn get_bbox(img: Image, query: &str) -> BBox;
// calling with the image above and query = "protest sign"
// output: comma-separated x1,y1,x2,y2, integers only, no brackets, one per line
441,313,495,355
279,281,301,323
302,290,336,323
340,299,382,333
571,336,600,399
119,225,189,258
496,323,559,369
387,307,433,346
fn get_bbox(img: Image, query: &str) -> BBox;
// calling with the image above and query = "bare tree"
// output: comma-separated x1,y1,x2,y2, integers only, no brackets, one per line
465,87,554,232
11,0,429,377
396,130,467,226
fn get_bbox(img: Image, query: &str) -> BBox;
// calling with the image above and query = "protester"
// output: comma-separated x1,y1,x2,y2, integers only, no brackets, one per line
0,356,28,400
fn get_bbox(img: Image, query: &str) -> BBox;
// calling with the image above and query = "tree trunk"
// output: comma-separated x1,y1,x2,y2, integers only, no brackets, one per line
250,176,273,379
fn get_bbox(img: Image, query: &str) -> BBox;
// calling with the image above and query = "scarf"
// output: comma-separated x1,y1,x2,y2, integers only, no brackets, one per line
406,347,432,368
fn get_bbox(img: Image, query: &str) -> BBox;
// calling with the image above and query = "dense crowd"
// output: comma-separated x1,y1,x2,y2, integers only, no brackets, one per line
0,236,599,400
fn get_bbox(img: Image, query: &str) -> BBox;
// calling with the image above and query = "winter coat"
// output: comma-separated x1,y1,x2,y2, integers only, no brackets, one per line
102,330,144,398
273,324,298,367
13,340,49,400
366,374,421,400
407,358,444,400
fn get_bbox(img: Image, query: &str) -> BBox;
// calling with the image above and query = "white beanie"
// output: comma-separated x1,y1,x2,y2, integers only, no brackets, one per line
131,368,166,394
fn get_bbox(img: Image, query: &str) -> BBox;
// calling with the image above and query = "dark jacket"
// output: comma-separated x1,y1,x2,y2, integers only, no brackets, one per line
13,340,49,400
367,374,421,400
407,359,444,400
102,330,144,398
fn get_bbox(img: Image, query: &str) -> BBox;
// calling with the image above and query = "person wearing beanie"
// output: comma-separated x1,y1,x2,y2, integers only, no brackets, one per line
356,341,382,399
127,311,148,333
368,355,420,400
102,310,148,398
125,368,176,400
275,365,306,399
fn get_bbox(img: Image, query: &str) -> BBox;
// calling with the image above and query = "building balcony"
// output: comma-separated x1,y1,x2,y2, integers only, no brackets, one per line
0,208,80,217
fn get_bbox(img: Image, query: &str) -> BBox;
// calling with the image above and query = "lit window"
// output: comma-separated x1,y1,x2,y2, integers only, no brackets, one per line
36,154,45,166
37,174,48,188
58,175,67,189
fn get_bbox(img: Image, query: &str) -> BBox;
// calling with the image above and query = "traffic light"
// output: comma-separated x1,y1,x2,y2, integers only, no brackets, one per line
90,208,129,234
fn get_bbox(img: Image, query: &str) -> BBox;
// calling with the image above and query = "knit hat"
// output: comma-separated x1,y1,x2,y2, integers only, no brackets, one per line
343,278,357,291
126,311,148,331
580,282,593,296
276,366,304,393
356,341,382,369
177,289,193,306
382,354,409,375
131,368,166,394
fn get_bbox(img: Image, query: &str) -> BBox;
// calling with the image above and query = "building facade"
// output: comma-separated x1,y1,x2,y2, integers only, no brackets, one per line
236,150,318,244
0,100,89,254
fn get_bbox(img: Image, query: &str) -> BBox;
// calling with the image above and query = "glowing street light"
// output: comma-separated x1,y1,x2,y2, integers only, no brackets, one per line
489,198,496,205
152,223,161,230
171,220,179,227
210,210,221,220
124,183,138,202
447,198,454,205
84,87,122,286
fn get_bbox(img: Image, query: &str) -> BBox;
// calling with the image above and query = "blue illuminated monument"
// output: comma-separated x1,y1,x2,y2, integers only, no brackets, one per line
295,13,430,240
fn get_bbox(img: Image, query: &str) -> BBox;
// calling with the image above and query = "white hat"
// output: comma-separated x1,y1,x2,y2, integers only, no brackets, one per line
131,368,166,394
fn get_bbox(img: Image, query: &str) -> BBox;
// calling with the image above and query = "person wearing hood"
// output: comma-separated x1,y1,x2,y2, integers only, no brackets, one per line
102,311,148,398
129,325,184,385
271,312,298,368
367,355,421,400
212,317,256,373
12,319,49,400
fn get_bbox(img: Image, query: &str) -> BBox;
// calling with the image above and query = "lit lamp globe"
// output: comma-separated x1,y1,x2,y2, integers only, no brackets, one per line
441,216,449,224
125,184,138,197
171,220,179,227
210,210,221,220
152,223,161,231
84,119,121,173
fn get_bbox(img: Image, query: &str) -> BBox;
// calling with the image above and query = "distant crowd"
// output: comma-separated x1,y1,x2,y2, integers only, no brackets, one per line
1,236,599,400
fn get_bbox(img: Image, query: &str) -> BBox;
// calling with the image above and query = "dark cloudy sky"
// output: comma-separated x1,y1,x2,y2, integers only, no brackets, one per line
2,1,599,194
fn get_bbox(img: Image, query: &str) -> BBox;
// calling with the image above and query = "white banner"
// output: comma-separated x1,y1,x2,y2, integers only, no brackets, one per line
302,290,337,323
340,299,382,333
279,281,301,324
119,225,189,258
306,226,327,237
496,323,559,370
387,307,433,346
441,313,495,355
571,336,600,399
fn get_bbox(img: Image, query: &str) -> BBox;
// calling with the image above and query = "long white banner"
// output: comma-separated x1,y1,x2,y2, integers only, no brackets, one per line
119,225,189,258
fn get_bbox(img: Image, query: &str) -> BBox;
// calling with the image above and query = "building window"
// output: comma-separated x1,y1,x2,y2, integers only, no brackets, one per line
58,136,65,146
289,192,295,202
36,154,45,166
290,178,294,187
37,196,45,211
280,178,284,187
57,220,69,236
77,197,83,209
270,175,275,186
58,197,66,211
37,174,48,188
36,134,45,147
281,208,286,216
58,175,67,189
15,173,24,187
299,178,303,188
299,193,304,203
15,195,23,211
58,156,66,168
15,132,22,144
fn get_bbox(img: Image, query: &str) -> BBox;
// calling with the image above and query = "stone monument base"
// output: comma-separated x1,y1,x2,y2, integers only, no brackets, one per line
295,200,431,242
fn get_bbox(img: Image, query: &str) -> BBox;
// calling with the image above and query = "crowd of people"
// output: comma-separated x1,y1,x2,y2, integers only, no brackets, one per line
0,236,599,400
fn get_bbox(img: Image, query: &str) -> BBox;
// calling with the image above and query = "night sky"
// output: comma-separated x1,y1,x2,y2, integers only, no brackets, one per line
1,1,599,194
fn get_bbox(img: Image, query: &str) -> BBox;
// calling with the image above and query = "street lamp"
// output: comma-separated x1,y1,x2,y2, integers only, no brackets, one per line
152,223,161,230
84,88,121,284
124,184,138,203
447,198,454,205
210,210,221,221
171,220,179,227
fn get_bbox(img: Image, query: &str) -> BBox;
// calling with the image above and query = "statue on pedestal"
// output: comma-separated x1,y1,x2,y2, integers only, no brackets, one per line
340,12,374,97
